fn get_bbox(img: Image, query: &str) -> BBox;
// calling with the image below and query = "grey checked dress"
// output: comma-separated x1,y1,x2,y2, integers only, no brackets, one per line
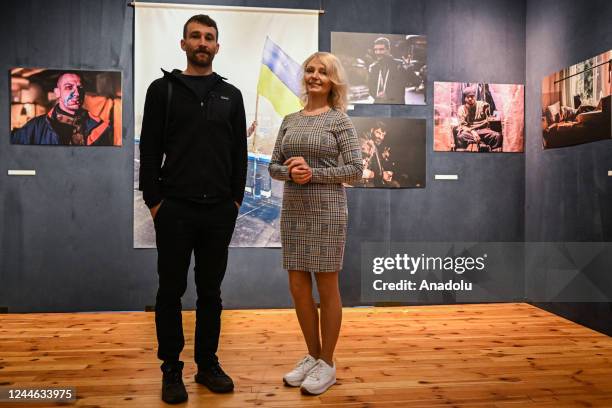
269,109,363,273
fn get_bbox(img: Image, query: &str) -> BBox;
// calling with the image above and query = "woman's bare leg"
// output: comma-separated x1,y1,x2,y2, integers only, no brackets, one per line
314,271,342,366
288,270,321,358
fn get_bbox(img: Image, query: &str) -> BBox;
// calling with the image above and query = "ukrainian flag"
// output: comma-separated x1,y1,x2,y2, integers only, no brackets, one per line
257,37,303,117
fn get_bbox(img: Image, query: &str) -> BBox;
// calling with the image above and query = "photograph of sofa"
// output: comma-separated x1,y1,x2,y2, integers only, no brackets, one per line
541,50,611,149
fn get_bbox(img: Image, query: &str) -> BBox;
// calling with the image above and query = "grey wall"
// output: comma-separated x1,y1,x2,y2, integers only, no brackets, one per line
525,0,612,335
0,0,527,312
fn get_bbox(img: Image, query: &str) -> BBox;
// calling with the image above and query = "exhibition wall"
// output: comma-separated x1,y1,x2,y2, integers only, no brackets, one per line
525,0,612,334
0,0,570,313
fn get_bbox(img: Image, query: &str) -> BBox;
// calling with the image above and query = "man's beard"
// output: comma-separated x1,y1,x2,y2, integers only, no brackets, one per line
187,48,214,68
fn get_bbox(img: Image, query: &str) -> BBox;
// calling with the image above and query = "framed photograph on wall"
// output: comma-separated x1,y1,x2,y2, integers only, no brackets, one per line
346,117,426,188
10,67,122,146
433,81,524,153
541,50,611,149
332,32,427,105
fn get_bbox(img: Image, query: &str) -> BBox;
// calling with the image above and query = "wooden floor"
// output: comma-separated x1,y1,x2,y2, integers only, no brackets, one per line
1,303,612,407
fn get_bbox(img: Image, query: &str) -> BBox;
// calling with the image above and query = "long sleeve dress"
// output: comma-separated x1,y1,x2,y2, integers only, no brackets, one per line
269,109,363,273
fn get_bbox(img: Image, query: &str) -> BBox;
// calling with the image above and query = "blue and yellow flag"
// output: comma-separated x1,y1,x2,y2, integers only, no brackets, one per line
257,37,303,117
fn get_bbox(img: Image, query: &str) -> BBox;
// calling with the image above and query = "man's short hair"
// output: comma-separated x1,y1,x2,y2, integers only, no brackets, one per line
56,72,82,88
373,121,387,132
374,37,391,50
183,14,218,41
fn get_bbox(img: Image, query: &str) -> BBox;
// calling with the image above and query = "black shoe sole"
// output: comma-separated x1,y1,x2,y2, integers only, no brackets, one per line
161,384,188,404
161,390,188,405
162,396,188,404
194,374,234,393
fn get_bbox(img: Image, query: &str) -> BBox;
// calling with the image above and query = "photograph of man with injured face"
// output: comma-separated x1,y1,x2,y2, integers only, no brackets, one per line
10,68,122,146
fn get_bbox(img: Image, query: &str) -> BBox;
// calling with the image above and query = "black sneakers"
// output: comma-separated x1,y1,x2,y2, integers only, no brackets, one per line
161,361,188,404
194,362,235,393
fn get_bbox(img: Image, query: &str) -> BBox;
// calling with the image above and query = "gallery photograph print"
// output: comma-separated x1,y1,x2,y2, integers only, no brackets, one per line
331,32,427,105
433,81,525,153
541,49,611,149
345,117,426,188
10,68,122,146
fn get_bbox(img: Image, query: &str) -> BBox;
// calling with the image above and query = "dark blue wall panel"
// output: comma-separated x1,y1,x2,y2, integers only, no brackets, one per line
525,0,612,335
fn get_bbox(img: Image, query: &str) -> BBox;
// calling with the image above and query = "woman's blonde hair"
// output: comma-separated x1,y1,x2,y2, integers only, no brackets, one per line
301,52,349,112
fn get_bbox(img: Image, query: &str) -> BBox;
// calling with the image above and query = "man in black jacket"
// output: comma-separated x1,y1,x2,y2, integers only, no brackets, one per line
139,14,247,404
367,37,408,104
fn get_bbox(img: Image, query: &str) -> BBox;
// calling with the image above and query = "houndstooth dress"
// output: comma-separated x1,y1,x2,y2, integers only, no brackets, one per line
269,109,363,273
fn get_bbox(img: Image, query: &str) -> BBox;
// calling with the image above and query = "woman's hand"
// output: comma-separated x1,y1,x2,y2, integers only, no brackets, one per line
284,156,307,171
291,165,312,184
285,157,312,184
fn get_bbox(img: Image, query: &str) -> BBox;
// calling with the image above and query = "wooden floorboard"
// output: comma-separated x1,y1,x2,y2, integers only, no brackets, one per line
0,303,611,407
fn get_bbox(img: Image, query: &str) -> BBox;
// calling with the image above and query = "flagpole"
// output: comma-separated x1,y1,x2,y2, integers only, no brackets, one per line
255,93,259,128
253,93,259,152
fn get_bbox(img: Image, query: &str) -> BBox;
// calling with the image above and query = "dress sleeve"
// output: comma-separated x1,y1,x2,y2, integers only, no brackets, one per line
310,113,364,184
268,115,291,181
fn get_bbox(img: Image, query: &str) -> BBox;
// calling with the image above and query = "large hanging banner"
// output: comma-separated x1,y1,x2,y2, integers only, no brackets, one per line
133,3,318,248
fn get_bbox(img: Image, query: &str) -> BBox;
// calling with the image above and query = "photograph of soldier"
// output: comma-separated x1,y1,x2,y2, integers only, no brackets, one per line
331,32,427,105
346,117,426,188
456,86,503,152
433,82,524,152
10,68,122,146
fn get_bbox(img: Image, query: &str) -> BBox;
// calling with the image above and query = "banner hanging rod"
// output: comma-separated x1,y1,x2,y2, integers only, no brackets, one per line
129,2,324,15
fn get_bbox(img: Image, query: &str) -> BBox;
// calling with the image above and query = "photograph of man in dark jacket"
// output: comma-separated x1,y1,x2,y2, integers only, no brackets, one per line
368,37,410,104
11,72,113,146
138,14,247,405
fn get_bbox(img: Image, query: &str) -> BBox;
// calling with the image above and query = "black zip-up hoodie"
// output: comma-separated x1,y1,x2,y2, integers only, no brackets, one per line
139,69,247,208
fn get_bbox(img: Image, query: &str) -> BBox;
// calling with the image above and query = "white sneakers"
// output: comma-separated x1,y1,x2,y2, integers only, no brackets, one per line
284,356,336,395
300,359,336,395
283,355,318,387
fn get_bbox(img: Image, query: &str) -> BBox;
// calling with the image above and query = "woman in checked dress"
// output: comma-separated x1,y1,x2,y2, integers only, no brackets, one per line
269,52,363,395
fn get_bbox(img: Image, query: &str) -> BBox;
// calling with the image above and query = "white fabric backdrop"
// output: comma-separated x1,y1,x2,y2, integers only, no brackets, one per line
134,2,318,144
133,2,318,248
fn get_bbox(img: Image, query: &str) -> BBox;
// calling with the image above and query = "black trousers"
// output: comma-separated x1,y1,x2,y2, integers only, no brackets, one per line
153,198,238,368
